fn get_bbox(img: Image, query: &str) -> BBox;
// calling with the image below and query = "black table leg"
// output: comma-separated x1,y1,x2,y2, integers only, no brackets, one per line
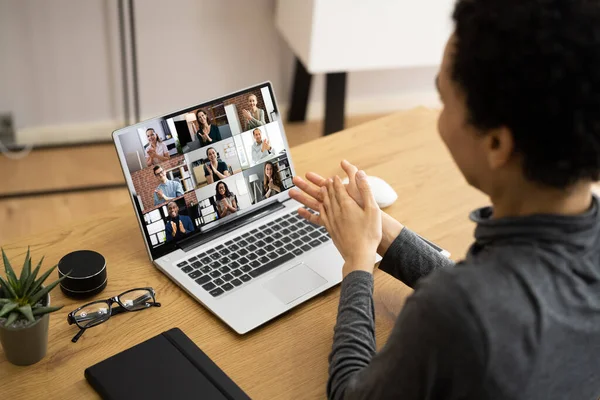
288,58,312,122
324,72,347,135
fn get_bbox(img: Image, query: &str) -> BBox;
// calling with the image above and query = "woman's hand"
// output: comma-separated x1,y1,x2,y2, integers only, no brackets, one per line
319,172,382,276
228,200,237,212
242,109,252,121
290,160,363,226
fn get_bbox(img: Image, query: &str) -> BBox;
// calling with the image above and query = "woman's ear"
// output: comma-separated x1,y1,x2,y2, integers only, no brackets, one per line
486,126,515,170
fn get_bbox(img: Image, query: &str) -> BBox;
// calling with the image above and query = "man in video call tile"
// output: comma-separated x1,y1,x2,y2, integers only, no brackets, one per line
204,147,230,184
153,165,184,206
165,201,195,241
251,128,272,165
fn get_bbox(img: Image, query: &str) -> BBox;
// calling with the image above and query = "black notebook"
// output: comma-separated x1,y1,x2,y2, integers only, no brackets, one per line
85,328,251,400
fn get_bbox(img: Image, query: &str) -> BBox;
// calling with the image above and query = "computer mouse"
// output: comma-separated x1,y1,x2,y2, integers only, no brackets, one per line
341,175,398,208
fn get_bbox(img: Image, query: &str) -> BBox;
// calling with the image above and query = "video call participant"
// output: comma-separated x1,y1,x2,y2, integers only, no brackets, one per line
145,128,170,166
251,128,272,164
196,109,222,146
204,147,231,184
263,161,282,199
164,201,195,241
153,165,184,206
215,181,238,219
243,94,266,131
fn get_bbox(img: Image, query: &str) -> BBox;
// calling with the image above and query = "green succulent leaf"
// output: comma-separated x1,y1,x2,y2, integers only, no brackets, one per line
23,256,44,297
27,264,58,298
17,304,34,322
0,302,18,318
0,298,10,304
2,248,19,289
19,246,31,290
5,312,18,327
32,305,63,316
30,274,67,305
0,275,17,299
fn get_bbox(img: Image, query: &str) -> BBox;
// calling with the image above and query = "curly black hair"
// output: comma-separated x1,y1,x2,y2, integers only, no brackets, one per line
452,0,600,188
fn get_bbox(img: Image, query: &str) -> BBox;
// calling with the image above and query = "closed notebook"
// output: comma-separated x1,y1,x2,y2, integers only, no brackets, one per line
84,328,250,400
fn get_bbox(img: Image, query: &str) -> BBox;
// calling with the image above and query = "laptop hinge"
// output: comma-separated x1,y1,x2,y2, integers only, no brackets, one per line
178,201,286,253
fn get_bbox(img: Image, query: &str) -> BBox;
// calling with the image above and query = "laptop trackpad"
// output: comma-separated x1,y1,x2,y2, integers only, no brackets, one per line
264,263,328,305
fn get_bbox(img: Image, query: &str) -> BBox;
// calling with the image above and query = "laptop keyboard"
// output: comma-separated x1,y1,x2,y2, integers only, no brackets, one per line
175,208,331,298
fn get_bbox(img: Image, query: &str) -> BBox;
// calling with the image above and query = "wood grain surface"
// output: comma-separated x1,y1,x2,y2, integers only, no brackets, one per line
1,108,491,400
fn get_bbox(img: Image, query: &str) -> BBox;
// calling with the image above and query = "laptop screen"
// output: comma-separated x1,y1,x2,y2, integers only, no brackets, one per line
113,83,295,259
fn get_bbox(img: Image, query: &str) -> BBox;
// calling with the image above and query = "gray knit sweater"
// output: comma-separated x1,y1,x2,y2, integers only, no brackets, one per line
328,196,600,400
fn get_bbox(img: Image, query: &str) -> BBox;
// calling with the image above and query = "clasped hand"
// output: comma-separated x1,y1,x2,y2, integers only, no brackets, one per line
170,220,186,236
290,160,382,276
261,139,270,152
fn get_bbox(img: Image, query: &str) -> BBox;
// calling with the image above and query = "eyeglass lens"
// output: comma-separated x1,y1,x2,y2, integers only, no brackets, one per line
73,301,111,329
118,289,155,311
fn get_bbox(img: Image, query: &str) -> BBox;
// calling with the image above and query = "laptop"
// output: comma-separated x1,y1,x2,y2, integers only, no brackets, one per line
112,82,448,334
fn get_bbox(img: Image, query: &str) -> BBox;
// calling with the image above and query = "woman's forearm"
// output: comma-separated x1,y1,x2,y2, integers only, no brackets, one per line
214,169,228,179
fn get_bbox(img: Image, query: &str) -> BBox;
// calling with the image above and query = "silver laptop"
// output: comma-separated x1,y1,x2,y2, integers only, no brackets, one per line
113,82,448,334
112,82,348,334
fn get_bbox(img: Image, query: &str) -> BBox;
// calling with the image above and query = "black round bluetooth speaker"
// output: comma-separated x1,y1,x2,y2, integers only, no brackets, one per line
58,250,107,299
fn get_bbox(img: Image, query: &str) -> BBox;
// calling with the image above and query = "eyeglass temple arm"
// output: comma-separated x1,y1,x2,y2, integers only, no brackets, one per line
72,328,86,343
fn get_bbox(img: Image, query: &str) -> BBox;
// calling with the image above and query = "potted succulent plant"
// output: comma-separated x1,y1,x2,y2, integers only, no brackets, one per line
0,248,65,366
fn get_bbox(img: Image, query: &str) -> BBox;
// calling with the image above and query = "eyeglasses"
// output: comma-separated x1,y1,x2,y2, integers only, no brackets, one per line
67,287,161,343
155,170,165,176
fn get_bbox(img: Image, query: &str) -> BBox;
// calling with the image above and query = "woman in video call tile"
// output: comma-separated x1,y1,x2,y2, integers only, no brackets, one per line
145,128,170,166
204,147,230,184
263,161,282,198
165,201,195,241
196,109,222,146
215,181,238,218
242,94,266,131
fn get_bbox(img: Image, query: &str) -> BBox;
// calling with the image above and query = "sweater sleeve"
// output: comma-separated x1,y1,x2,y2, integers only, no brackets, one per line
327,270,487,400
327,271,376,400
246,109,266,129
378,227,455,288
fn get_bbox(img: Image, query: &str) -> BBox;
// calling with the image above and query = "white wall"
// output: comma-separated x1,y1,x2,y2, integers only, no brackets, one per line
0,0,117,130
0,0,444,145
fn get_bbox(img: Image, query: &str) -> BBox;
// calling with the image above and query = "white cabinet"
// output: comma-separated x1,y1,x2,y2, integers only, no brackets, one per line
275,0,454,74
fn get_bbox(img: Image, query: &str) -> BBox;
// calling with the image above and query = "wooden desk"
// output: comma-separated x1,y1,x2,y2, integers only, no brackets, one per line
1,108,488,399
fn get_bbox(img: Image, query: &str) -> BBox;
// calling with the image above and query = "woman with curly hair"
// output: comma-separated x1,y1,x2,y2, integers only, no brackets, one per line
291,0,600,398
215,181,237,219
